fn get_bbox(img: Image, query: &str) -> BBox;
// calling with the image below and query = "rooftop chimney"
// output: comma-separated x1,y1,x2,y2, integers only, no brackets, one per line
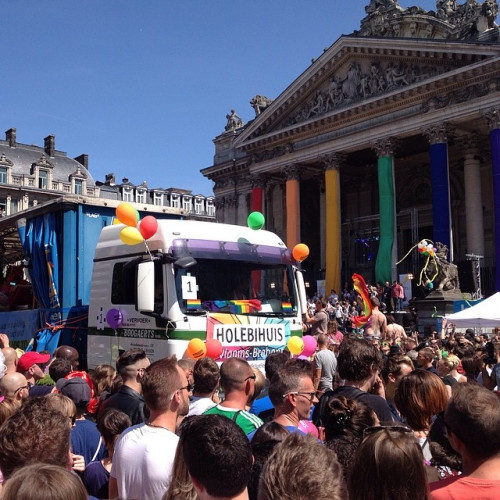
5,128,16,147
105,173,116,185
74,154,88,169
44,135,55,157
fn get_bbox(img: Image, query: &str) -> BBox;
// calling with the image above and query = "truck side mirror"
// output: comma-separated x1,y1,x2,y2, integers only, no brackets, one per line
295,269,308,316
137,261,155,312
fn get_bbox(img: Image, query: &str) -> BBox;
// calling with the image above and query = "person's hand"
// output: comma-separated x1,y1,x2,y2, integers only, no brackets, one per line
370,374,386,399
71,453,85,473
0,333,10,348
318,426,326,442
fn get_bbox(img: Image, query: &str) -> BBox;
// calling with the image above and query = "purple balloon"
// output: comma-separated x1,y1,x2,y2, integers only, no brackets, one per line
106,308,123,329
302,335,317,357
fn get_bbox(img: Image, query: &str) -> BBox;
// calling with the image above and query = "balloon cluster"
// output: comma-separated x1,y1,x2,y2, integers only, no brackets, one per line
186,338,223,360
417,239,436,257
115,202,159,246
287,335,317,357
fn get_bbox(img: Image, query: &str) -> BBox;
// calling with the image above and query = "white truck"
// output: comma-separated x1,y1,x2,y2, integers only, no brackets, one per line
87,219,307,369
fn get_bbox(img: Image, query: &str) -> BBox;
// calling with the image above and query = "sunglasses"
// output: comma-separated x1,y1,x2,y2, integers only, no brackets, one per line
363,425,413,438
14,385,29,394
284,391,317,402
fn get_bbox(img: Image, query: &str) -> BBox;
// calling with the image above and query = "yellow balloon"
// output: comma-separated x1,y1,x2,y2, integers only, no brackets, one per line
113,217,123,225
120,226,144,246
287,336,304,355
116,202,139,227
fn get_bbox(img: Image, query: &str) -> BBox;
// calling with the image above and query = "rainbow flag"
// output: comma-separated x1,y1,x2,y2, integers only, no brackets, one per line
282,302,293,312
229,300,261,314
187,299,201,309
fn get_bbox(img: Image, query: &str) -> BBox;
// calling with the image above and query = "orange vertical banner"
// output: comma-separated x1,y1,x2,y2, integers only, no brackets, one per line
286,177,300,249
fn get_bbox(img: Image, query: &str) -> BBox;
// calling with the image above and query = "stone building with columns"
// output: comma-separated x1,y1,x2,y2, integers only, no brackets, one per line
202,0,500,297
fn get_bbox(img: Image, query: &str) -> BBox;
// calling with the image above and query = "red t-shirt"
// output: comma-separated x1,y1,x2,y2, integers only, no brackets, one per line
430,475,500,500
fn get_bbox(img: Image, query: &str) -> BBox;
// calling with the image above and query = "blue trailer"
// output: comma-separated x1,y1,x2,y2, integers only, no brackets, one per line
0,197,183,368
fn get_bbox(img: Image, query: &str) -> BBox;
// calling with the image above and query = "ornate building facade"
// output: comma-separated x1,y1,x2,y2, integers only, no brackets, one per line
0,128,215,220
202,0,500,296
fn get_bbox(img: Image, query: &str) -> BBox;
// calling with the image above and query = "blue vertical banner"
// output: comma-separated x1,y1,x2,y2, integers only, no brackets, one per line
430,142,451,256
17,213,62,351
491,128,500,291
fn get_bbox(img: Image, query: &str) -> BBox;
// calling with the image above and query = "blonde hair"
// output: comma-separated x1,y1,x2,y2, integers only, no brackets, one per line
3,463,88,500
441,354,460,371
45,393,77,419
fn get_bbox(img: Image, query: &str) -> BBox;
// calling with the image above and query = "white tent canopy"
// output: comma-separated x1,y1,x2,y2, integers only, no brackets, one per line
445,293,500,328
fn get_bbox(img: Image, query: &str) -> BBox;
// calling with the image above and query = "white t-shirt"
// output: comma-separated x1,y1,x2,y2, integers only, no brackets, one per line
188,396,216,416
111,422,179,500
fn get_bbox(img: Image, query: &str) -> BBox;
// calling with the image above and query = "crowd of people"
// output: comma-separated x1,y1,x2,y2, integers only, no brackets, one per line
1,302,500,499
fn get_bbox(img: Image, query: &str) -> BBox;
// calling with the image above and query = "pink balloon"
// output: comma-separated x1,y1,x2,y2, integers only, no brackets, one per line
302,335,317,357
298,420,319,438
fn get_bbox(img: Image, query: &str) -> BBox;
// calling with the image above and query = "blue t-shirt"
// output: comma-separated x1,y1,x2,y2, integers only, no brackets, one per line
71,419,106,467
249,395,274,421
83,460,109,499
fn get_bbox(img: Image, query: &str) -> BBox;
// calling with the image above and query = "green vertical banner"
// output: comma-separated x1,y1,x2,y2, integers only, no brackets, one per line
375,156,394,285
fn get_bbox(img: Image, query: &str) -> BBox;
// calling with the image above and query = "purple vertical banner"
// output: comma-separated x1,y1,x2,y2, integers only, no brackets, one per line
430,142,451,255
491,128,500,291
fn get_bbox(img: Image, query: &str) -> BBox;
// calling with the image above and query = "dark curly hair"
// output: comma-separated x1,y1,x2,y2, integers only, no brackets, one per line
323,396,377,442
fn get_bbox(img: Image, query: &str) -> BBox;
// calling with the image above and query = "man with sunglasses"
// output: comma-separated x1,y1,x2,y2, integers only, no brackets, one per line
110,356,190,500
16,351,52,397
203,357,263,436
99,347,150,425
268,363,318,434
0,372,29,406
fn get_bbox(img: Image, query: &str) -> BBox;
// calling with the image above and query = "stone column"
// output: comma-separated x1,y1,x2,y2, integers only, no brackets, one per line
282,165,301,249
372,138,397,285
250,175,265,214
322,154,344,296
237,191,248,226
462,135,485,257
484,108,500,291
422,123,453,260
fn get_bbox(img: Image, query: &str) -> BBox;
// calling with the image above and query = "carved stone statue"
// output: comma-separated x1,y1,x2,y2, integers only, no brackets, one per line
366,0,401,14
478,0,499,31
225,109,243,131
424,242,460,292
250,95,273,116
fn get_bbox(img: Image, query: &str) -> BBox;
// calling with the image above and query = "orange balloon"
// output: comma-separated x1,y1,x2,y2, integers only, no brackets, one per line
292,243,310,262
187,338,207,360
116,202,139,227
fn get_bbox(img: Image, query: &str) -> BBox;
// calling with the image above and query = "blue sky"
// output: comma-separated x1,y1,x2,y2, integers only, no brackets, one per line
2,0,436,196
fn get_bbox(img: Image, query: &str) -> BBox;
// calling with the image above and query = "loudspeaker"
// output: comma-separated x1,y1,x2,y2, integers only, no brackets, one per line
457,261,479,293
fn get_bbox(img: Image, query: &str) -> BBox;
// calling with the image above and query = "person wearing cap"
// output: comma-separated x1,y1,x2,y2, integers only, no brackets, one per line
57,377,105,468
17,351,52,397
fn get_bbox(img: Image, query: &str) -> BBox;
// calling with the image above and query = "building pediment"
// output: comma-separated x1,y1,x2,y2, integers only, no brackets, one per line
234,36,500,157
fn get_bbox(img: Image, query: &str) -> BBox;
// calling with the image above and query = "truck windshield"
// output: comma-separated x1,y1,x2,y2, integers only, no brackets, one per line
172,239,297,316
